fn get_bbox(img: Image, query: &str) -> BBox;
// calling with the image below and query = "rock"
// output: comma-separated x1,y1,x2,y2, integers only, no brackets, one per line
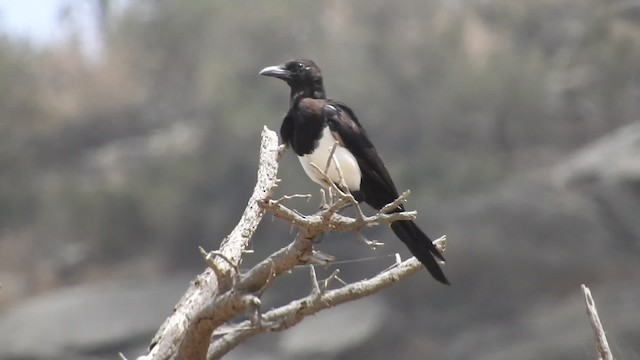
0,274,193,360
554,122,640,186
554,121,640,254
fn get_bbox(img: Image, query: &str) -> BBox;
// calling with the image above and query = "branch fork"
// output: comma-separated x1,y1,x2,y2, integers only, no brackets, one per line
137,127,447,360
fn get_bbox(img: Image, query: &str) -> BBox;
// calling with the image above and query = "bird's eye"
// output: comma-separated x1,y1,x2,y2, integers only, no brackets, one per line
296,62,306,71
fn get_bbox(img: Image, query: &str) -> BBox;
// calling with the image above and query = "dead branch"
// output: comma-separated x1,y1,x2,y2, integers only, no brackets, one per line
581,284,613,360
207,248,442,359
136,126,446,360
141,126,280,360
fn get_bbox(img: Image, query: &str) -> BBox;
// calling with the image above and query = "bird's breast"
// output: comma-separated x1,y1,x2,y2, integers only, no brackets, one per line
298,127,361,191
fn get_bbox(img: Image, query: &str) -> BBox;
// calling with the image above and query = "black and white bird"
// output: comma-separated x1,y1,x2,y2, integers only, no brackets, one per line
260,59,449,284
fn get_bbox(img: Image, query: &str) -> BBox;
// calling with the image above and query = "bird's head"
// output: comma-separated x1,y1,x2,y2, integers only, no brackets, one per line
259,59,326,99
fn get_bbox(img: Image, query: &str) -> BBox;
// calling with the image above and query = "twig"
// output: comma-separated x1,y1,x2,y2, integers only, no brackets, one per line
433,235,447,264
207,248,444,360
274,194,312,204
260,196,416,232
581,284,613,360
200,249,240,276
323,141,339,176
320,269,341,292
356,232,385,249
318,140,348,192
308,250,337,265
380,253,403,273
309,162,348,200
331,152,348,191
380,190,411,213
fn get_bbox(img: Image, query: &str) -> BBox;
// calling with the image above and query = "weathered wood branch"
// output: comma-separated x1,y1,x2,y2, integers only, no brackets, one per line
141,127,280,360
136,126,446,360
207,238,445,359
581,285,613,360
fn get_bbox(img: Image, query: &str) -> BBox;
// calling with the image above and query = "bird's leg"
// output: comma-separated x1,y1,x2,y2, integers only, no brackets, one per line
319,141,352,204
330,152,349,197
309,162,350,212
318,184,339,209
327,187,338,207
315,155,384,250
329,154,369,222
329,183,351,208
327,183,356,214
322,143,343,208
323,141,339,179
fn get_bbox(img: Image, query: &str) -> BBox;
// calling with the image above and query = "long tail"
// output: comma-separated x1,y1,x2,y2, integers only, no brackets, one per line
391,220,449,285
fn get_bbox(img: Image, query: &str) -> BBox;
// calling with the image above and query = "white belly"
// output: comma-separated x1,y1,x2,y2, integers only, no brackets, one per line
298,127,362,191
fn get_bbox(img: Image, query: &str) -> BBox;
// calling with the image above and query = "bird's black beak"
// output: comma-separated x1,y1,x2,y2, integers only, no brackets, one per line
259,65,291,80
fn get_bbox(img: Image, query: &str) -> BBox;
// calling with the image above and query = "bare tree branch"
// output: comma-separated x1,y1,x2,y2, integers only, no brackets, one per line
141,126,280,360
380,190,411,213
581,284,613,360
259,196,417,229
206,244,443,359
137,126,446,360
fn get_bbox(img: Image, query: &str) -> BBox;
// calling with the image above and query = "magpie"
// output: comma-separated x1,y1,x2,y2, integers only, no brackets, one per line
260,59,449,285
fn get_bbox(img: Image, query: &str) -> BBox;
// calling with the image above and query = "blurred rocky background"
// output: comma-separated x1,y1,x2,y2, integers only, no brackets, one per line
0,0,639,359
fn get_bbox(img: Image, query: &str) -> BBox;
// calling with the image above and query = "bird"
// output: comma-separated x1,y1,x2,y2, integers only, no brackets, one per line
259,59,449,285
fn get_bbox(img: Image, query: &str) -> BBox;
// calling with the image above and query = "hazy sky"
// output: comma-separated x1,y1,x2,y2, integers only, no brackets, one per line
0,0,65,42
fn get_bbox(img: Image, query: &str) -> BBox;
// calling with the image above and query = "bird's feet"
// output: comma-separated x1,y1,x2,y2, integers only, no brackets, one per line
319,188,352,213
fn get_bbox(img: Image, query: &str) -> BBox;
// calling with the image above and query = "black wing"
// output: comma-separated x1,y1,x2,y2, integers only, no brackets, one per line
280,113,294,147
323,101,401,210
322,101,448,283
